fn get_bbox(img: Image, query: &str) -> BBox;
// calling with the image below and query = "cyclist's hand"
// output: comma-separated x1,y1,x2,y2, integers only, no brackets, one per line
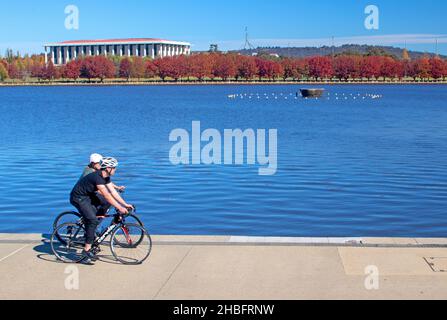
116,186,126,192
117,206,129,215
124,204,135,211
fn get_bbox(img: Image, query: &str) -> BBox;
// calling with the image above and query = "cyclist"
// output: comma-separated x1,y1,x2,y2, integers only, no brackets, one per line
80,153,103,179
80,153,125,216
81,153,126,192
70,157,134,264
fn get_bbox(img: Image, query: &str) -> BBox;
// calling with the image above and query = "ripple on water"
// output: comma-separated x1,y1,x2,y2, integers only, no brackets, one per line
0,85,447,237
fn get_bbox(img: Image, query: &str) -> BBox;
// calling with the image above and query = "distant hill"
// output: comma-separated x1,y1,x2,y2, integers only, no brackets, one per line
230,44,445,60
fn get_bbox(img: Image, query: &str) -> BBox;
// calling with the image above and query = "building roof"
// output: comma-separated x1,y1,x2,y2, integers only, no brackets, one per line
45,38,190,47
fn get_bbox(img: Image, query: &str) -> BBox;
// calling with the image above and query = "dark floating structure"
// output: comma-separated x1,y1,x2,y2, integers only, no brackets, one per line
299,88,325,98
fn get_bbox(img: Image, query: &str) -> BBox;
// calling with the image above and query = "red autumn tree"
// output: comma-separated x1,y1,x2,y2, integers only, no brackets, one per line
333,56,362,81
213,54,237,80
145,60,157,78
256,58,283,80
42,61,57,80
429,57,447,80
281,58,301,80
410,57,432,80
360,56,382,79
153,56,186,81
235,55,258,80
63,59,81,80
119,58,132,80
7,61,20,79
380,57,403,79
172,55,189,80
81,56,115,81
153,57,172,80
188,54,214,81
295,58,309,79
307,56,333,80
30,63,44,79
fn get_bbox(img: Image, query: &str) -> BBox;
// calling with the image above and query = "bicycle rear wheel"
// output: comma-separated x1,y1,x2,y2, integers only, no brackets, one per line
110,223,152,265
51,223,86,263
53,212,82,243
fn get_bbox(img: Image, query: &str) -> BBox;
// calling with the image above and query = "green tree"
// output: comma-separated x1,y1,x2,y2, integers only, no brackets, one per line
4,49,14,63
130,57,145,79
0,63,9,81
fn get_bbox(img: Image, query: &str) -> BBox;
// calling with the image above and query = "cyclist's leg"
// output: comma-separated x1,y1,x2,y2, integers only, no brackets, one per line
74,199,100,249
93,192,112,216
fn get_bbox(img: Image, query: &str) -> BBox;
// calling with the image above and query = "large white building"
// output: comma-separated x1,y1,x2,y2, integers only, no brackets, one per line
44,38,191,65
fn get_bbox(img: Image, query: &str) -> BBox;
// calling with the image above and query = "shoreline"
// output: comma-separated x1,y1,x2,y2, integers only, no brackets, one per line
1,233,447,247
1,80,447,87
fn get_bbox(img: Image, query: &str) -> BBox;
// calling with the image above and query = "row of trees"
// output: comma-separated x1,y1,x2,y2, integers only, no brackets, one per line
0,54,45,81
1,52,447,82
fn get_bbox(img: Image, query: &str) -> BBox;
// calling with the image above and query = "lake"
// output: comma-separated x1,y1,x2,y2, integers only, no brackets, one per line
0,84,446,237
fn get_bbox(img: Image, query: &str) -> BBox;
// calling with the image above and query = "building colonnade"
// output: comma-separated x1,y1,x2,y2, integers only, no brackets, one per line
44,42,191,65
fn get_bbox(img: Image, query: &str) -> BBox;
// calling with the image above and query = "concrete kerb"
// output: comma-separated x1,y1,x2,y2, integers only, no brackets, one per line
1,234,447,248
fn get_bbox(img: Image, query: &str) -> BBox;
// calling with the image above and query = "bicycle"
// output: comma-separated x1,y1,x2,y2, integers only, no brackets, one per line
51,209,152,265
52,190,144,243
52,209,144,244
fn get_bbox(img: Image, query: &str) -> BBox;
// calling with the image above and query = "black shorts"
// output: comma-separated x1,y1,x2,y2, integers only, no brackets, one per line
70,195,100,244
70,196,99,221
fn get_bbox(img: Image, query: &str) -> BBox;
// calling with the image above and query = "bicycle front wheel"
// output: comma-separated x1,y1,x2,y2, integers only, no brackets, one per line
110,224,152,265
114,214,145,247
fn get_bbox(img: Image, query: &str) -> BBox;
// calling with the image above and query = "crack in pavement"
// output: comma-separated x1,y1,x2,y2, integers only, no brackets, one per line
152,246,193,300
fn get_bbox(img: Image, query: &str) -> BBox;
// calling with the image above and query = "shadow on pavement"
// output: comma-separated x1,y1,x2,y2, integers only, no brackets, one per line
33,234,63,263
33,235,123,265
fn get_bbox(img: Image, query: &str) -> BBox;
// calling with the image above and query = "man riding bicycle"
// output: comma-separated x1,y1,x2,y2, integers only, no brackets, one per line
81,153,125,216
70,157,134,264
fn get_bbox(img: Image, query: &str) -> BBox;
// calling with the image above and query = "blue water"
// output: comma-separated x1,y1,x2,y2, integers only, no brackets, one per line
0,84,446,237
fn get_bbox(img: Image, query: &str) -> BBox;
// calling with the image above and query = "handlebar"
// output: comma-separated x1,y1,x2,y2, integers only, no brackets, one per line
114,205,136,216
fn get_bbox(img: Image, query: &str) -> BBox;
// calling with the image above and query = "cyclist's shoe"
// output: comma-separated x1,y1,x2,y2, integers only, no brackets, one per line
81,256,95,265
82,249,98,263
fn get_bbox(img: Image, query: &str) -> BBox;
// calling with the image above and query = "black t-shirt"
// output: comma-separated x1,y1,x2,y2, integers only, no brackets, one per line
71,171,111,199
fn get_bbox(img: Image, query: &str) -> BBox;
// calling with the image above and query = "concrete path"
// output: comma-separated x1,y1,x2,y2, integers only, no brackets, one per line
1,234,447,300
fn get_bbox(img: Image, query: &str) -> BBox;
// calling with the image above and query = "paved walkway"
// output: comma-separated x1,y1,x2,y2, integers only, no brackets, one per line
1,234,447,300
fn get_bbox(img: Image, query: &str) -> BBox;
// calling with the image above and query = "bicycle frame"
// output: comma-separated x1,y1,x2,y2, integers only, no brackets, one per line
94,222,120,246
92,214,133,249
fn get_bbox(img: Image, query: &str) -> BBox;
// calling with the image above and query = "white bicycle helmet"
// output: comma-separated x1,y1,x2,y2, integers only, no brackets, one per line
90,153,103,164
100,157,119,169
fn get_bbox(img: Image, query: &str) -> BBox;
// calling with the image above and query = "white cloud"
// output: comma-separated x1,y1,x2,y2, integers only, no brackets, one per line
2,34,446,55
214,34,447,50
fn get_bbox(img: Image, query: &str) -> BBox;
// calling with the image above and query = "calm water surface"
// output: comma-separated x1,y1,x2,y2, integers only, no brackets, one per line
0,84,446,237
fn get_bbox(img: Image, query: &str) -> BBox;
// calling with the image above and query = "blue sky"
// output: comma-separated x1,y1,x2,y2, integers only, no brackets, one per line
0,0,446,55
